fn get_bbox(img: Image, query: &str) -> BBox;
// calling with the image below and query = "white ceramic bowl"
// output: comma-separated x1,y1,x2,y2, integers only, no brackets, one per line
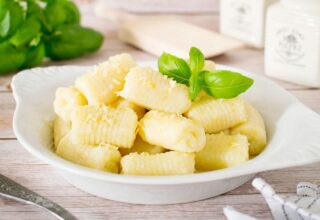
12,62,320,204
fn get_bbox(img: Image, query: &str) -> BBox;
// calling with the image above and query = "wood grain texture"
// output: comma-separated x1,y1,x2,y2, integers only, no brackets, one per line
0,1,319,220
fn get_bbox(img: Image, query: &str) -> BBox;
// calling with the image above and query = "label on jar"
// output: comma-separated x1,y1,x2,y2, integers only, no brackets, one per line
265,18,319,85
274,28,306,66
221,0,264,46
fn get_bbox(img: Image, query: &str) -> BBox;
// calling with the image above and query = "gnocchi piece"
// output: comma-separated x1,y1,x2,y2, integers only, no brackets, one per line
121,151,195,176
53,87,87,121
185,96,248,133
75,53,136,105
231,103,267,155
110,97,145,119
139,110,206,153
56,133,121,173
119,67,191,114
196,133,249,171
71,105,138,148
119,136,166,156
53,116,71,149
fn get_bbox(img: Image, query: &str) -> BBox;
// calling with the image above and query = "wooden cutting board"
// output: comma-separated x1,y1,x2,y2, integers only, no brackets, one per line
94,0,220,13
94,8,245,58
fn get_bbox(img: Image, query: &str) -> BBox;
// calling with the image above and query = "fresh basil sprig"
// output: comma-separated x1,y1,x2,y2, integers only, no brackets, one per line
158,47,254,101
0,0,103,74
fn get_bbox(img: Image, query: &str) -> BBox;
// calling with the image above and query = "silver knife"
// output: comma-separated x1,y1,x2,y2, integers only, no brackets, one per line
0,174,77,220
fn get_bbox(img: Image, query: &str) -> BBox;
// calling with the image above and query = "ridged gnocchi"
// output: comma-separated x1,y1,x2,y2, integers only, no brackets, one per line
119,67,191,114
231,102,267,155
121,151,195,176
110,98,145,119
185,96,248,133
56,133,121,173
139,110,206,153
75,53,136,105
71,105,138,148
53,116,70,149
196,133,249,171
52,53,267,176
54,86,87,121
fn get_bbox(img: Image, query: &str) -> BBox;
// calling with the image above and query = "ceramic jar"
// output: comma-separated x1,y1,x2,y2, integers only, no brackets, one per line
220,0,278,48
265,0,320,87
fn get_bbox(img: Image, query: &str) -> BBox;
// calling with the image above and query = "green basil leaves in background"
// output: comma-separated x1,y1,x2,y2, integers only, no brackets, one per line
26,1,52,33
158,47,254,100
22,42,45,68
44,0,80,30
0,0,103,74
0,11,10,38
46,24,103,60
0,0,23,40
0,42,26,73
9,16,41,47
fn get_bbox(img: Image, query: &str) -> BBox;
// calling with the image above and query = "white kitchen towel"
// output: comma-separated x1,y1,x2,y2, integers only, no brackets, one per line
224,178,320,220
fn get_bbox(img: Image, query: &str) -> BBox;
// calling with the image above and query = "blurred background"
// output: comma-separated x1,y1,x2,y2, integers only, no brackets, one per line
1,0,319,88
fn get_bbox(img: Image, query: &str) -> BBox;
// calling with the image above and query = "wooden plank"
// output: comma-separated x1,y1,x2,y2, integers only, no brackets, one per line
291,90,320,113
0,93,15,139
0,194,271,220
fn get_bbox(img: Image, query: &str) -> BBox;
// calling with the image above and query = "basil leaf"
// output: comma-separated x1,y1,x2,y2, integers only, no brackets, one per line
27,1,52,33
0,42,26,74
203,70,254,99
158,52,191,85
189,47,204,74
0,11,10,38
22,42,45,68
7,1,24,37
45,24,103,60
9,16,42,47
44,0,80,29
0,1,23,39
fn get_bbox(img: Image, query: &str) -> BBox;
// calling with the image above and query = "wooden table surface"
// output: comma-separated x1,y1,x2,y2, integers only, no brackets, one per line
1,2,320,220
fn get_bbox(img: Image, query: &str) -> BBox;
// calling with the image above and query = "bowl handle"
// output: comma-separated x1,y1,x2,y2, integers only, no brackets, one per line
256,103,320,172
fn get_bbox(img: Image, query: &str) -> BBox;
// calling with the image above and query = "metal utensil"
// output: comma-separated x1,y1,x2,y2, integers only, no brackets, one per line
0,174,77,220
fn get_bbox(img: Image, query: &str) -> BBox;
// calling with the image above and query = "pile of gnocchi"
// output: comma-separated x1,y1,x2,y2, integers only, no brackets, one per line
53,53,267,176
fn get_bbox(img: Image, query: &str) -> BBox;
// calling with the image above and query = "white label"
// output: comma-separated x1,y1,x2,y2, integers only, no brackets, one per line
265,18,320,86
274,28,306,67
